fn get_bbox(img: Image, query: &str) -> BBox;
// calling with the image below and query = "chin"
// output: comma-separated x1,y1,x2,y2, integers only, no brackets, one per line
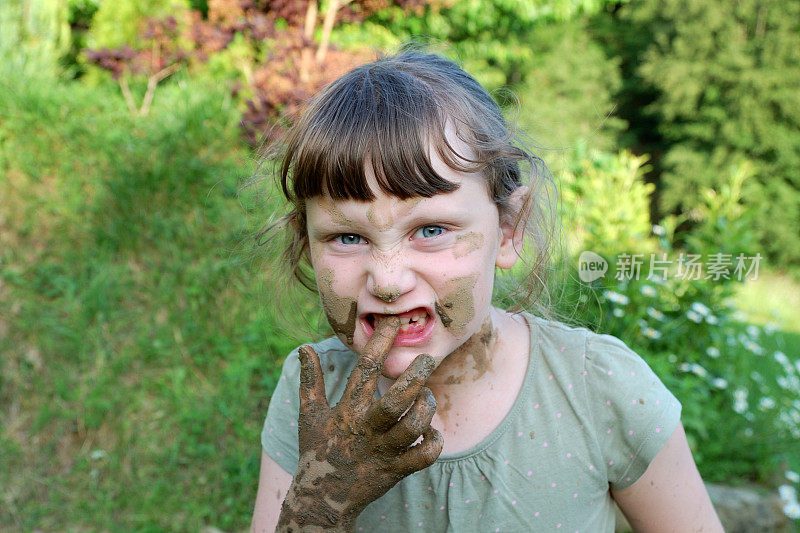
378,346,441,380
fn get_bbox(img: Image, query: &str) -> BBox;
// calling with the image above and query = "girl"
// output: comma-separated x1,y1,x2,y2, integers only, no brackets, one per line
251,51,722,532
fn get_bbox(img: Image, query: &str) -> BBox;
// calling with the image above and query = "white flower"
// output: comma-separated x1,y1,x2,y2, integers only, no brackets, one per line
779,484,797,502
705,314,719,325
686,310,703,323
759,397,775,410
774,351,789,366
603,290,630,306
712,378,728,389
642,327,662,340
786,471,800,483
706,346,721,358
679,362,691,372
90,449,107,461
652,224,666,236
746,324,761,338
743,427,754,437
777,376,789,390
745,340,764,355
646,307,665,321
765,321,779,335
733,388,748,414
691,302,711,316
613,308,625,317
690,363,707,377
783,500,800,520
732,310,747,321
640,284,657,297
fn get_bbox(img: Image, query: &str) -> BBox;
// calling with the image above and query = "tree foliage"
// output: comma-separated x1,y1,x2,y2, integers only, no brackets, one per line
349,0,618,90
0,0,71,78
514,20,625,154
606,0,800,267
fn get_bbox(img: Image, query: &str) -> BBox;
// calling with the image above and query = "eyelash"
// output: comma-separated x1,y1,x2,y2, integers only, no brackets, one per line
334,233,365,245
330,225,447,245
415,225,447,239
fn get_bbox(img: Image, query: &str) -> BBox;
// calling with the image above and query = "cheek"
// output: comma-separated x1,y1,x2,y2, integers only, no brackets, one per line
431,242,498,338
316,268,358,345
434,275,478,337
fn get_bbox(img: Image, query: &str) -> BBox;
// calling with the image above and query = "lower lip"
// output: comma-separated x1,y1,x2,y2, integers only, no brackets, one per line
361,314,435,347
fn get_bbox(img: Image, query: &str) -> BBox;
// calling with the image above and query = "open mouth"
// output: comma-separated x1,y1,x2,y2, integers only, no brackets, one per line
363,307,434,345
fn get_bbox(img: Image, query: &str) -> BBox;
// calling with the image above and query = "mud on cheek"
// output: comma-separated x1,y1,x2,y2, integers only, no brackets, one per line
434,275,477,336
317,268,358,345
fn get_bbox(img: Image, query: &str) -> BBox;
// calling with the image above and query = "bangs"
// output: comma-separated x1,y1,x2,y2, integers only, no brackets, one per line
282,64,469,202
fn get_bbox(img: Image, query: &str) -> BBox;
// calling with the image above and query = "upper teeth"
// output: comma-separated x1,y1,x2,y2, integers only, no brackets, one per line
399,312,425,325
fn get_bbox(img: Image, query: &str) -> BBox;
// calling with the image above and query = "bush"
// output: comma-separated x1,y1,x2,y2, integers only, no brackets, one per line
554,150,798,483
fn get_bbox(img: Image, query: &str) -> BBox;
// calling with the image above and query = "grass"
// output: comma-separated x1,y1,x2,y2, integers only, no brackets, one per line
734,269,800,334
0,74,313,530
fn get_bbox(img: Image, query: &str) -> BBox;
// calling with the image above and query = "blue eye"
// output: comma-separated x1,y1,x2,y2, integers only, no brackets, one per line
417,225,446,239
335,234,364,245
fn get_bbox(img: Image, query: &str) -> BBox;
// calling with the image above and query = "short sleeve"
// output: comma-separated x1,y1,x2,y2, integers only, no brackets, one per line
261,348,302,475
584,332,682,490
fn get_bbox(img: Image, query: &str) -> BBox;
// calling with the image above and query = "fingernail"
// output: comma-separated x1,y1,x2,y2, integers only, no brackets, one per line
298,345,311,363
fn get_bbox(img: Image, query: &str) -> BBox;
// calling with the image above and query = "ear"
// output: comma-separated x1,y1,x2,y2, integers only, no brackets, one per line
495,186,530,270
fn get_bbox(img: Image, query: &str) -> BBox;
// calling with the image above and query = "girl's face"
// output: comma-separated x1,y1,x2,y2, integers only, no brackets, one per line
305,152,521,380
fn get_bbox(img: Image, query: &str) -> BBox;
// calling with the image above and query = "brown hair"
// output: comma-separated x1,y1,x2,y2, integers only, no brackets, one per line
259,49,558,313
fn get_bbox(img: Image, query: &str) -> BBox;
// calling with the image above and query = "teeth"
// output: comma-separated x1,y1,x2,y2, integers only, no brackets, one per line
398,314,427,333
400,316,411,325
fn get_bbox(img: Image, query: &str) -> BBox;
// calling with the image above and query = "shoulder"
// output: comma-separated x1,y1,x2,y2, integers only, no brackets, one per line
273,336,358,406
525,313,658,377
523,313,592,358
278,336,355,378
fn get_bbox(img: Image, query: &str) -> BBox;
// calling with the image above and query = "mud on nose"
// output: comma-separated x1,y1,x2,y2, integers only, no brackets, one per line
374,286,401,303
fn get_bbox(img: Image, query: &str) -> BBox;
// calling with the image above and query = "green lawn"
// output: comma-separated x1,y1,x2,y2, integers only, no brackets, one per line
734,270,800,334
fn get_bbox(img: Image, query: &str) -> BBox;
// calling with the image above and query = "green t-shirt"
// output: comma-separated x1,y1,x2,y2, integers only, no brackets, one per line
262,314,682,532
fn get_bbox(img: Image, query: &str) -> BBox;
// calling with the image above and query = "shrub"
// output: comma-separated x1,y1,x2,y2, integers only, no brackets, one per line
555,150,797,482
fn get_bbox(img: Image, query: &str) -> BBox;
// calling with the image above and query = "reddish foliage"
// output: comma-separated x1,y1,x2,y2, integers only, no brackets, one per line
85,0,427,143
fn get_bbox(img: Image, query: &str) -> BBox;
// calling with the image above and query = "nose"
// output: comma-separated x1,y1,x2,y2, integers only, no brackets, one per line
366,248,416,303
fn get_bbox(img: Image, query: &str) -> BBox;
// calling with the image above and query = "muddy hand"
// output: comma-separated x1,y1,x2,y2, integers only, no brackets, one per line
276,316,443,532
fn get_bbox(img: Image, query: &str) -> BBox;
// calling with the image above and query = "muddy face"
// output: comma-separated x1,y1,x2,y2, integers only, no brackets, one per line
317,197,353,226
434,275,477,336
317,268,358,345
453,231,485,259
